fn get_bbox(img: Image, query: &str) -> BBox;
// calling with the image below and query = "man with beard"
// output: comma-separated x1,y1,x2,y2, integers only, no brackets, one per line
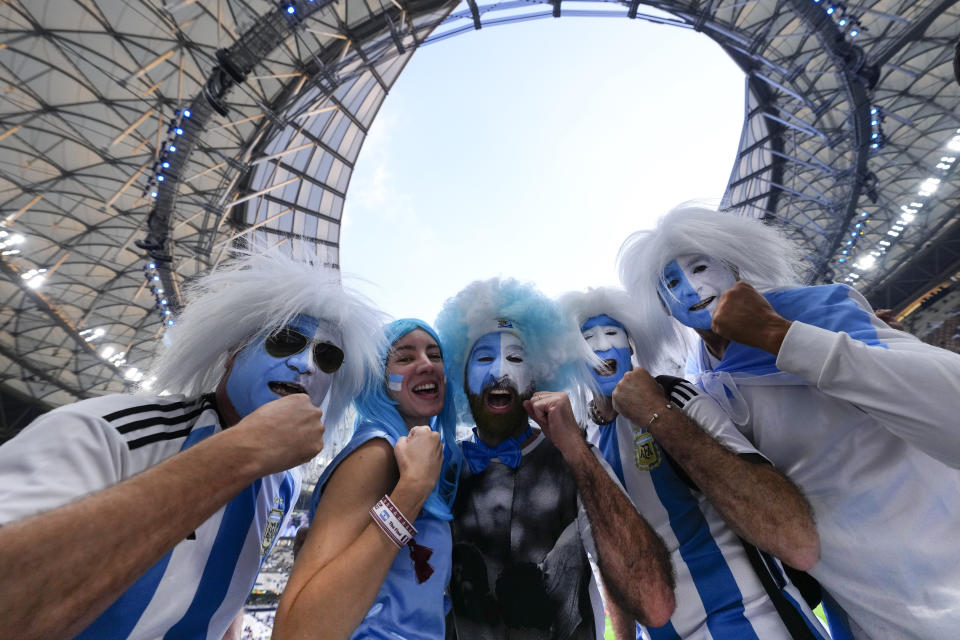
618,205,960,639
0,251,385,640
435,278,675,640
560,287,826,640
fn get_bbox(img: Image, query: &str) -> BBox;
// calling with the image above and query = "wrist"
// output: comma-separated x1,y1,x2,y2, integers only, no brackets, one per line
762,318,793,354
393,474,434,510
202,427,272,480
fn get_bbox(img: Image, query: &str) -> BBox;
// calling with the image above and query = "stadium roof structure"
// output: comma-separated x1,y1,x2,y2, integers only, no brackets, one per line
1,0,958,428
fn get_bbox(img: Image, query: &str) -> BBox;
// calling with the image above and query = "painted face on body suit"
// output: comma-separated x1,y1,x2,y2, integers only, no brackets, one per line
658,254,738,330
581,314,632,396
225,314,343,418
465,331,535,439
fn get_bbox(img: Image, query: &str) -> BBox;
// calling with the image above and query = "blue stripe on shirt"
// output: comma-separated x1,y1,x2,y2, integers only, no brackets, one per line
164,479,262,639
595,421,626,487
647,453,758,639
76,550,177,639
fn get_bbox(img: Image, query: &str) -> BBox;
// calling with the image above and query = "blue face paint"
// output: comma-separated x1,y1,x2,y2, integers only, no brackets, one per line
466,332,532,396
225,314,341,418
581,314,632,396
658,255,737,331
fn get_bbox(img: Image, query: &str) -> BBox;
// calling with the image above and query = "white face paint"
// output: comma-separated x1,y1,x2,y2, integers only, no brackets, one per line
466,331,534,396
659,254,738,330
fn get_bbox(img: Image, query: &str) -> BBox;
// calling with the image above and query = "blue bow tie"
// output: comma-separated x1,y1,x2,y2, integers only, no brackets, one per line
461,426,534,474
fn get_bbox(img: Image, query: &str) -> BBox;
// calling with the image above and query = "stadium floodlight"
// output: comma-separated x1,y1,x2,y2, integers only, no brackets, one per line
855,255,876,270
918,177,941,196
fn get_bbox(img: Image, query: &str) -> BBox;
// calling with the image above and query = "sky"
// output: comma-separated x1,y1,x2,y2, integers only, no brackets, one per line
338,11,746,325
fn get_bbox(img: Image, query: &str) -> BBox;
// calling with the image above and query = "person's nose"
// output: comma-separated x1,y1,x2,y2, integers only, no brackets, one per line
414,351,434,373
286,346,314,375
594,333,611,352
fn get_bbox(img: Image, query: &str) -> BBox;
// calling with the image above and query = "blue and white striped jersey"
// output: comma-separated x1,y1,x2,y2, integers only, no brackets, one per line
585,381,826,640
0,393,300,640
687,284,960,638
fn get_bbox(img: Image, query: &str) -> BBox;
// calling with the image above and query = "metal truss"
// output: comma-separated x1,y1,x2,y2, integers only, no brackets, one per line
1,0,958,411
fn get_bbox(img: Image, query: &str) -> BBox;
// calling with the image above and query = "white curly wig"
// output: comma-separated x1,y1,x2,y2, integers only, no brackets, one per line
558,286,676,373
617,204,804,349
149,250,387,430
434,277,600,424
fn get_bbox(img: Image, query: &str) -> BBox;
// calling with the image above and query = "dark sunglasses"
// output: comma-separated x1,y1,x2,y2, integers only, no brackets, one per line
264,328,345,374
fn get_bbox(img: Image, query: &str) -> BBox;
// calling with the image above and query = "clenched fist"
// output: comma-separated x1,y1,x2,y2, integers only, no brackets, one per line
524,391,580,453
233,393,326,475
712,281,792,354
612,368,666,426
395,426,443,501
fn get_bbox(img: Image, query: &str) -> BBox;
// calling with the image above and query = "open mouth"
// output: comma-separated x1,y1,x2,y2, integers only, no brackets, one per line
595,359,618,377
412,382,439,397
484,387,515,413
269,381,307,396
688,296,715,312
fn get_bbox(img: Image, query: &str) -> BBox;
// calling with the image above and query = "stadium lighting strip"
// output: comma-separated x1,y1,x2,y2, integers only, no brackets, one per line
811,0,866,40
838,128,960,283
140,108,192,202
142,261,174,328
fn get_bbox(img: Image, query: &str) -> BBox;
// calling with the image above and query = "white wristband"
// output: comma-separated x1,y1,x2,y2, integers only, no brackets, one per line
370,495,418,548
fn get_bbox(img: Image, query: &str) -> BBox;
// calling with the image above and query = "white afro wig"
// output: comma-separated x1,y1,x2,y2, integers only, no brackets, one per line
149,249,387,430
558,286,685,373
617,204,804,352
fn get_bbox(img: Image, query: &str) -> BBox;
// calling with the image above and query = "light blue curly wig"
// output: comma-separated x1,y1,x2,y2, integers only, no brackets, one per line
434,278,599,425
353,318,462,520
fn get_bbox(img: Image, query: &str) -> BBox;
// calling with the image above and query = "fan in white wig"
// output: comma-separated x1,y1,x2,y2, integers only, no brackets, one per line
0,249,389,640
558,286,676,378
434,277,599,425
617,205,803,348
151,249,386,432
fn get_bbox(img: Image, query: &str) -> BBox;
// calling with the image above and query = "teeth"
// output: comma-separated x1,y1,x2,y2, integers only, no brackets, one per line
489,389,510,396
689,296,715,311
412,383,437,392
270,381,305,396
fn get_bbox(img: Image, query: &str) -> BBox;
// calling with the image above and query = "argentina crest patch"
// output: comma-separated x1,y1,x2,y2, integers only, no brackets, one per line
633,430,662,471
260,495,285,557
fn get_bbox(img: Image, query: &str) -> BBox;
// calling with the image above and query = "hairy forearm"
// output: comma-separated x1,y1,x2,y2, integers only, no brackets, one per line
0,428,266,639
560,440,675,628
604,586,639,639
648,410,819,570
274,480,429,640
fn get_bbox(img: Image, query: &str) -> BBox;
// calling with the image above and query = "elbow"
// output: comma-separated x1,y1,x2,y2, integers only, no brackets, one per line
641,588,676,629
620,576,676,629
781,530,820,572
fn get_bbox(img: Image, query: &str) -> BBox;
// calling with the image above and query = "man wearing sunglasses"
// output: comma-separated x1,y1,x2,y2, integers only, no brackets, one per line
0,251,385,640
